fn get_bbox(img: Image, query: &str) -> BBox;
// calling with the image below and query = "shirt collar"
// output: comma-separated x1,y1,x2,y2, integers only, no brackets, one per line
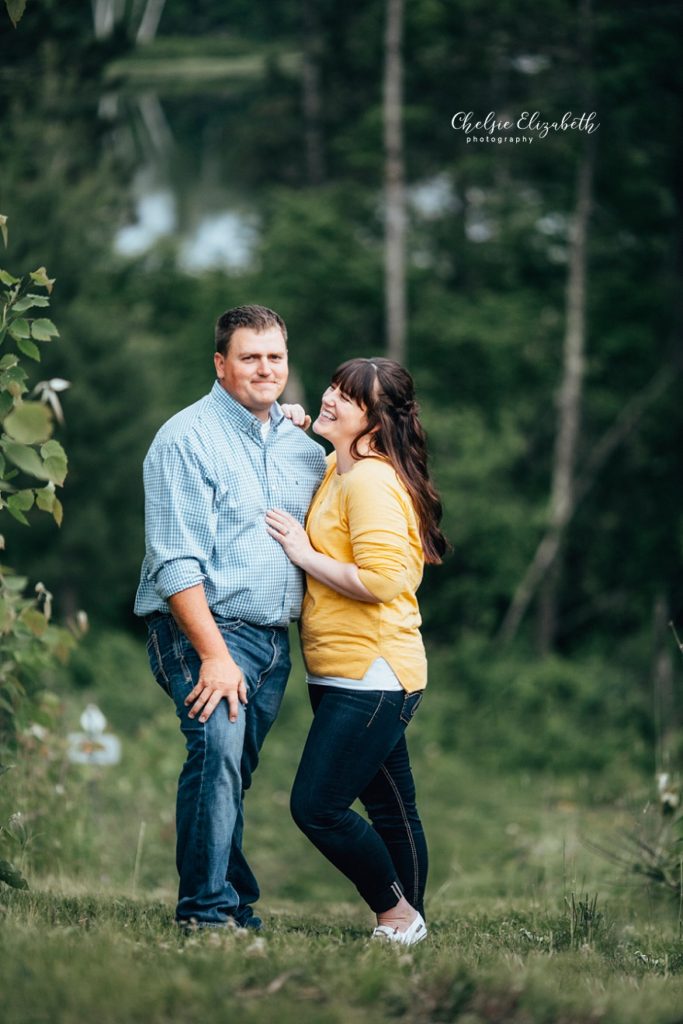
210,380,285,438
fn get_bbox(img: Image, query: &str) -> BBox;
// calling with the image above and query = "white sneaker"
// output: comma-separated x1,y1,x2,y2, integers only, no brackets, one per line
371,912,427,946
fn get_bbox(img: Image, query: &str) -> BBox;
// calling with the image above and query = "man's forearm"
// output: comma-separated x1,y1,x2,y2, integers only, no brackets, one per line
168,585,237,663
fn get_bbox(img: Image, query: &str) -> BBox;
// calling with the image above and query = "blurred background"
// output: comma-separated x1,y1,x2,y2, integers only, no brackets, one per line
0,0,682,903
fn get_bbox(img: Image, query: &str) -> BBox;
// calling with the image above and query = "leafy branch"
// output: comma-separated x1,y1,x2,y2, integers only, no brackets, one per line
1,253,67,528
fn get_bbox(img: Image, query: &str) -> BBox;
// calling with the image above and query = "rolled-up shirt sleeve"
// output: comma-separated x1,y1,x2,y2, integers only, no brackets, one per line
143,441,216,600
344,466,410,603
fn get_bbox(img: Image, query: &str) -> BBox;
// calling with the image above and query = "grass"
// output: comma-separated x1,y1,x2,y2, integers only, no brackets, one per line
2,629,682,1021
2,887,683,1023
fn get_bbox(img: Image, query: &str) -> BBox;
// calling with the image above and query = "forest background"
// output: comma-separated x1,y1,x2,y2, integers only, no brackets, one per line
0,2,682,1022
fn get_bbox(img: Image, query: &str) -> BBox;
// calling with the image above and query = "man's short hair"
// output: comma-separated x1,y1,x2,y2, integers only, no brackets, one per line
215,305,288,356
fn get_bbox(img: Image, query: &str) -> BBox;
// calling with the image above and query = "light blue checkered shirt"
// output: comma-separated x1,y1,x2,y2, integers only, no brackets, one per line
134,381,326,627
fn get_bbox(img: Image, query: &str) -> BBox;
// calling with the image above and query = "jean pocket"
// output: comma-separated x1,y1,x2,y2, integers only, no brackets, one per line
400,690,424,725
214,617,244,635
147,629,171,697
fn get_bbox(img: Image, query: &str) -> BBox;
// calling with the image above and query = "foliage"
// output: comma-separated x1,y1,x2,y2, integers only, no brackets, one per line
0,27,163,623
0,227,76,887
0,259,66,525
424,637,654,780
589,774,683,904
0,239,73,745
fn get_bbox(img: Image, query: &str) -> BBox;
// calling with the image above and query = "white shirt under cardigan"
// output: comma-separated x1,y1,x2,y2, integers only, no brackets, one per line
307,657,403,691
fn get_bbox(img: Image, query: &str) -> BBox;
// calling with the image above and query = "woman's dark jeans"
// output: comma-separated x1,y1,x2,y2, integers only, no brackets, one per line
290,685,428,917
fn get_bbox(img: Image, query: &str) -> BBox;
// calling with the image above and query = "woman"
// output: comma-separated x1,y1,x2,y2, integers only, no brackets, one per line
266,357,447,944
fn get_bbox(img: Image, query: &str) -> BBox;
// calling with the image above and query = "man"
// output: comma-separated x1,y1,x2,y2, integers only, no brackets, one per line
135,305,326,929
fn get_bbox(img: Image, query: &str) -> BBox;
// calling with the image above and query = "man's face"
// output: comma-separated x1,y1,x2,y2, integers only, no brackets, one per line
214,326,288,421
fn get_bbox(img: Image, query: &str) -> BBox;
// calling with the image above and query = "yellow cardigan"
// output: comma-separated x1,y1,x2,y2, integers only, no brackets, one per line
300,453,427,692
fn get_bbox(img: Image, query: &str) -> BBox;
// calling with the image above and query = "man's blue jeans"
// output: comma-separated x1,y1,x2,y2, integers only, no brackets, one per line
145,612,290,926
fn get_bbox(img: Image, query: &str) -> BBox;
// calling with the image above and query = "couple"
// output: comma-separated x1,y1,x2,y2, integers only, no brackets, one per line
134,305,446,945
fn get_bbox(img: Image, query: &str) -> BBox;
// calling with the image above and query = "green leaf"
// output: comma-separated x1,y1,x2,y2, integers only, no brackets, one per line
4,403,52,444
16,337,40,361
0,354,18,370
0,215,7,248
35,485,55,512
43,455,67,486
12,295,49,313
8,318,30,340
0,270,19,287
8,489,34,512
0,858,29,890
5,1,27,28
1,365,26,382
53,496,63,526
1,441,48,480
0,365,28,397
6,502,29,525
2,574,28,591
19,607,47,637
41,438,68,485
30,318,59,341
41,440,66,460
0,597,12,630
0,392,13,419
29,267,55,294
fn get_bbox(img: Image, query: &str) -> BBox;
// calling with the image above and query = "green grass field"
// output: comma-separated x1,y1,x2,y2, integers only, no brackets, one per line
2,631,682,1022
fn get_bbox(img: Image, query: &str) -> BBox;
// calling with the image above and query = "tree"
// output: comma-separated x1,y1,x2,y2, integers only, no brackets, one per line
383,0,407,362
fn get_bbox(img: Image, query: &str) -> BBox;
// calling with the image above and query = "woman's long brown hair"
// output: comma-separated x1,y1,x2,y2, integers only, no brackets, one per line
330,357,448,564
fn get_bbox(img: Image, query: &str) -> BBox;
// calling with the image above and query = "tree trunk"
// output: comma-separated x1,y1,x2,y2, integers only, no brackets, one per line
137,92,175,162
91,0,116,39
496,359,677,645
499,142,594,650
383,0,407,363
136,0,167,45
536,142,594,653
652,593,675,775
534,0,596,653
302,0,325,185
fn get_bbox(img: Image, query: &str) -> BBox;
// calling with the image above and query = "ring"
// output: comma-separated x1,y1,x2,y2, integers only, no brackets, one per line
282,528,289,535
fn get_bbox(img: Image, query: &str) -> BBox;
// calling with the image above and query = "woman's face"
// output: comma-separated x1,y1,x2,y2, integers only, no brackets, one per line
312,383,369,448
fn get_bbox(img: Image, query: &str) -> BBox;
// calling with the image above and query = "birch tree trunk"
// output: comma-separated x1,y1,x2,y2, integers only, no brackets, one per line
535,0,596,653
498,0,595,648
383,0,407,363
535,143,594,652
496,339,676,645
136,0,167,45
498,141,594,647
91,0,116,39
